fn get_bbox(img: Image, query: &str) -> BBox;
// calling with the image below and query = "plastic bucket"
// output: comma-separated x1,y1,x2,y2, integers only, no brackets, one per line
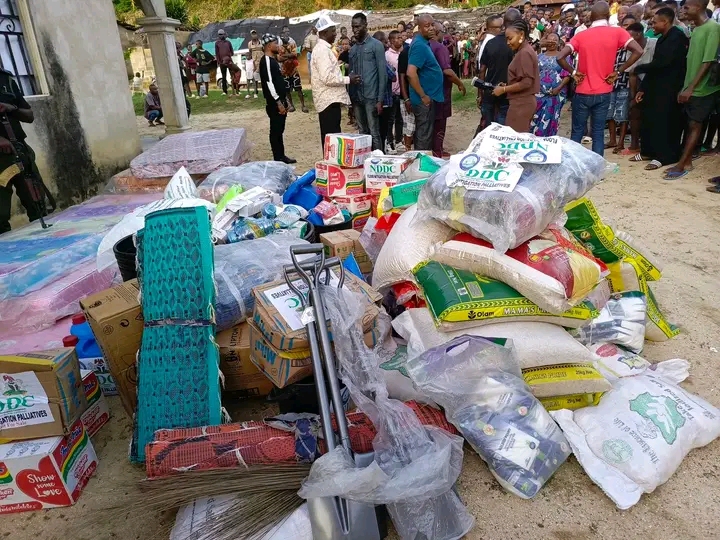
113,235,138,282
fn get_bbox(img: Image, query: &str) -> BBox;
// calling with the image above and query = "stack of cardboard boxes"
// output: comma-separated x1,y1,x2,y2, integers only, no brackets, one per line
0,348,104,513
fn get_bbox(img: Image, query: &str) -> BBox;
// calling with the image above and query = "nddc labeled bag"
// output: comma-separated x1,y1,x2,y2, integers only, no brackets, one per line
571,291,647,353
406,335,571,499
552,372,720,510
415,128,610,253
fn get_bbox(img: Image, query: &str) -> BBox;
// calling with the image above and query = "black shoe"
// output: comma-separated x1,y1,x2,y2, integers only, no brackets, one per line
282,156,297,164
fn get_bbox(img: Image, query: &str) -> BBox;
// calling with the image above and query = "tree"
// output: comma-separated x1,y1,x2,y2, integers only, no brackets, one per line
165,0,189,24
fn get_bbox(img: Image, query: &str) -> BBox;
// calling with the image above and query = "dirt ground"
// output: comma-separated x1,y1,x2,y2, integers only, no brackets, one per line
9,105,720,540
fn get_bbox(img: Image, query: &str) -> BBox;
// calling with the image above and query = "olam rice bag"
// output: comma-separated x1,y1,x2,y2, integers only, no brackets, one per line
415,130,609,253
522,363,611,410
605,258,679,341
565,198,663,281
412,260,599,331
431,227,609,315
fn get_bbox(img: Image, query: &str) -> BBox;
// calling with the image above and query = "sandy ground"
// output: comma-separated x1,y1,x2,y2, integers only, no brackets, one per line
8,106,720,540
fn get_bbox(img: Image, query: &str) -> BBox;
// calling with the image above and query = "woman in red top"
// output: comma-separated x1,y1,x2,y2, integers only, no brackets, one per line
492,19,540,132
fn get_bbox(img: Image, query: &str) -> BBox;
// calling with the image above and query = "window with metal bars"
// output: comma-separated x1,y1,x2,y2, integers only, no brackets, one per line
0,0,36,96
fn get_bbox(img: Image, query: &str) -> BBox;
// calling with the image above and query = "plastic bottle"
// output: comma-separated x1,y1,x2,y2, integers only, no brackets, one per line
227,217,279,243
69,314,117,396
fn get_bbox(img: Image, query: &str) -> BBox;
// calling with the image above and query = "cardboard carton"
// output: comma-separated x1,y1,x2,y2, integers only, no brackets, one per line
216,323,275,398
251,272,381,352
0,420,98,514
320,230,373,274
0,349,88,441
323,133,372,168
77,356,117,397
364,155,413,194
332,193,373,231
315,161,365,197
247,321,313,388
79,370,110,438
80,280,143,417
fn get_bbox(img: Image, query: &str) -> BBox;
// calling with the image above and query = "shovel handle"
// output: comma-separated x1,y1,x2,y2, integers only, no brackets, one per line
290,243,325,255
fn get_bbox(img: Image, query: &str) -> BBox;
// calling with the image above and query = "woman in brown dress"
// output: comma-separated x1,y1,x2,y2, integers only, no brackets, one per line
492,19,540,132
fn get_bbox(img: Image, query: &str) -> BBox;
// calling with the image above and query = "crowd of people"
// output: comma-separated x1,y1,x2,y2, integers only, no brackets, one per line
146,1,719,191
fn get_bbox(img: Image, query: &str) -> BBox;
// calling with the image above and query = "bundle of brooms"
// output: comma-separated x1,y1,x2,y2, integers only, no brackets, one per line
94,464,312,540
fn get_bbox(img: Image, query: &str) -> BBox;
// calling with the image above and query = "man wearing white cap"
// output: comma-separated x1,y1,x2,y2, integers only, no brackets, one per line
311,16,361,151
215,29,234,96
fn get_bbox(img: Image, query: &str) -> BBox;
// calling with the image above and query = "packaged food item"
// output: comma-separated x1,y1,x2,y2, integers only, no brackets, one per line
364,155,414,193
372,205,454,291
332,193,373,231
315,161,365,197
415,130,609,253
521,363,611,399
552,372,720,509
571,291,647,353
310,200,345,226
413,261,599,331
605,258,679,341
565,197,663,281
432,227,609,314
406,335,571,499
323,133,372,167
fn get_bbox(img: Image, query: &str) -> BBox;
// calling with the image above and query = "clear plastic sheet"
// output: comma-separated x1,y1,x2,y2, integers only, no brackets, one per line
198,161,296,203
213,236,308,330
406,335,571,499
298,287,474,540
415,128,612,253
571,291,648,353
0,192,160,334
130,129,251,179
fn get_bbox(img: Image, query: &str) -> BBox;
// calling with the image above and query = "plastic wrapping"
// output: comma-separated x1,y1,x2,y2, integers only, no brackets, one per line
415,127,611,253
130,128,251,178
213,236,309,330
171,497,312,540
406,335,571,498
572,291,647,353
198,161,296,203
431,226,609,314
0,192,160,334
299,287,474,540
552,371,720,509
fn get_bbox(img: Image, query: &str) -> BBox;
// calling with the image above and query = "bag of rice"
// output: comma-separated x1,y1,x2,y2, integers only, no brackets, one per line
606,258,680,342
552,373,720,509
414,129,610,253
571,291,647,353
413,260,599,331
565,198,663,281
431,227,609,315
391,308,597,369
522,363,611,400
372,205,455,291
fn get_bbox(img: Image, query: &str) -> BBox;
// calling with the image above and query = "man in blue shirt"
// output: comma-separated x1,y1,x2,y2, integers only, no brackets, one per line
407,14,444,150
349,13,388,151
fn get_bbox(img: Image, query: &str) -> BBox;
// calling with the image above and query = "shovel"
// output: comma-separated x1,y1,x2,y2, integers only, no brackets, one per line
284,244,385,540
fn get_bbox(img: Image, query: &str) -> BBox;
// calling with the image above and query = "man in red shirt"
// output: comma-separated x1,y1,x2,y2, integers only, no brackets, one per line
557,1,643,155
215,29,234,96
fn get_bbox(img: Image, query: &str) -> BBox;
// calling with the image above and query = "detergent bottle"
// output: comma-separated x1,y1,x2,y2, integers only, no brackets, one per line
68,314,117,396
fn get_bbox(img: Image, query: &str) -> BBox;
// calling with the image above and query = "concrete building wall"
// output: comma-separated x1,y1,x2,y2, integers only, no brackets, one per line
11,0,140,220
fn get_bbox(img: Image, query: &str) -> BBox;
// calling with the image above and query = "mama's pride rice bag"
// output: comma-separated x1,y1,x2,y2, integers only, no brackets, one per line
412,260,599,331
431,227,609,315
565,198,662,282
522,363,611,411
605,258,679,341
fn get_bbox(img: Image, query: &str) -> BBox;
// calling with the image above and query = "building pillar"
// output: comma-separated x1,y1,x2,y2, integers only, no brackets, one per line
138,16,190,134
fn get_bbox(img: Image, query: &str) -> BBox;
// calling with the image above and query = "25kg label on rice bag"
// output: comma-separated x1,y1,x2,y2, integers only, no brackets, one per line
412,261,599,328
